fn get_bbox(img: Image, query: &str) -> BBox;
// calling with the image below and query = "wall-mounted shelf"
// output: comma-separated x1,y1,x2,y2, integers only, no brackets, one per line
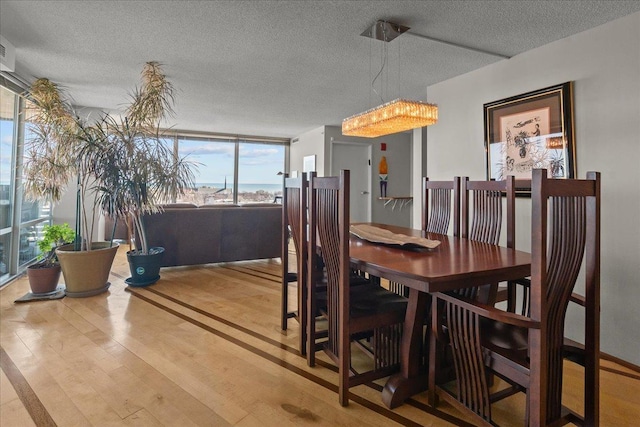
378,196,413,211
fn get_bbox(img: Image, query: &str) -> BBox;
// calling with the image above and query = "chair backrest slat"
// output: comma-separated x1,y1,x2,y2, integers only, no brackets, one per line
309,171,350,357
422,177,461,236
284,173,308,286
461,176,515,247
457,176,515,302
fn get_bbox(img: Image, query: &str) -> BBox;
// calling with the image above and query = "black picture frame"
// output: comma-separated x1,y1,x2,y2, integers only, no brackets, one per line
484,82,575,195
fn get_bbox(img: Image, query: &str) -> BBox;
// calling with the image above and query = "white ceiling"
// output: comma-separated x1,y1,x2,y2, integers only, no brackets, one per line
2,1,639,139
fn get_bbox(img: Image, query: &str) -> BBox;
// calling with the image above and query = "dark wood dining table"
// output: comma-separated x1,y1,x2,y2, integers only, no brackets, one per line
348,223,532,409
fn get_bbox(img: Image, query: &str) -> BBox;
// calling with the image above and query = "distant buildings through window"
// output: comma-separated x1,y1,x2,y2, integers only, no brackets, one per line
175,134,287,205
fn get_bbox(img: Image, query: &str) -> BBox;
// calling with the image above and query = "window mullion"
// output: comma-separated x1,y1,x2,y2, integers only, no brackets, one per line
233,142,239,204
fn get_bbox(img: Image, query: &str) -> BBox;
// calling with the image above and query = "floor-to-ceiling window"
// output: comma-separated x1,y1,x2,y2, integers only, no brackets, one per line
237,141,285,204
1,79,51,286
177,136,236,204
18,112,50,266
0,84,16,282
176,133,287,205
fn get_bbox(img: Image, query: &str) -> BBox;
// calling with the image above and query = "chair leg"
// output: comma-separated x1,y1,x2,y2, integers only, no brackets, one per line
306,279,315,366
298,289,309,356
299,277,307,356
281,277,288,331
339,342,350,406
282,274,298,331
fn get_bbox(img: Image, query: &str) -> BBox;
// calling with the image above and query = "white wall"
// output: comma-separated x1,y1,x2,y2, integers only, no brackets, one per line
427,12,640,365
53,178,104,243
324,126,412,227
289,126,326,176
291,125,413,227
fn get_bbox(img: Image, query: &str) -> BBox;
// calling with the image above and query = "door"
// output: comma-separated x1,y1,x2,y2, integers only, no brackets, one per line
331,141,371,222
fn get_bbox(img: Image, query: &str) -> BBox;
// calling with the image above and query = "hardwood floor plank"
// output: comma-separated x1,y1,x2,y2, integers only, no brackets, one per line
0,397,38,427
1,346,57,427
0,368,37,427
0,369,19,406
2,247,638,426
125,287,460,426
121,408,163,426
89,336,231,426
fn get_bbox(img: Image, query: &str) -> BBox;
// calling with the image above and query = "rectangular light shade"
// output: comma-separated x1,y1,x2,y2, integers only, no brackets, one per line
342,98,438,138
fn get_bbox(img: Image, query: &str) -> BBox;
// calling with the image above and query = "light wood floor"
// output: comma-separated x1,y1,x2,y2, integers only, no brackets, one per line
1,246,639,426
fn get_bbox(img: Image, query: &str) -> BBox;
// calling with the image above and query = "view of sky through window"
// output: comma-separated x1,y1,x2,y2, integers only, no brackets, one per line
178,137,284,204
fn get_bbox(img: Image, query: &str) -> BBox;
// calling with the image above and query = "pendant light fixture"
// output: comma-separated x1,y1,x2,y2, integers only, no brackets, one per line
342,20,438,138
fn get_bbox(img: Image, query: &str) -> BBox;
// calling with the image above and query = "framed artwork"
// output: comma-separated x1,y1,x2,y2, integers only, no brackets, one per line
484,82,575,191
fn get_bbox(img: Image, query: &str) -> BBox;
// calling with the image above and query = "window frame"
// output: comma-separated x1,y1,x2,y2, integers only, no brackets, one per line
173,130,289,205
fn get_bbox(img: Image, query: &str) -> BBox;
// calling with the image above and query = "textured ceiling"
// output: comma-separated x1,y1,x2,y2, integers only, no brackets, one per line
2,1,639,139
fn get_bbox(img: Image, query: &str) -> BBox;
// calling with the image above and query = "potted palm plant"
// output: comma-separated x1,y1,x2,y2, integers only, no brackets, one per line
26,223,75,294
24,78,120,297
75,62,195,287
24,62,195,294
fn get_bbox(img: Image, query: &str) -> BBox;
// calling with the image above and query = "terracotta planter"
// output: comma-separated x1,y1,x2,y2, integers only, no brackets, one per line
26,264,61,294
56,242,119,297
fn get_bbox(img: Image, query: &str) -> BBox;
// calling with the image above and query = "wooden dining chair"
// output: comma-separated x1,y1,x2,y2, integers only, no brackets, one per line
501,178,593,374
429,176,517,390
433,169,600,426
468,176,585,388
308,170,408,406
281,172,309,354
422,176,461,236
458,175,515,304
503,179,533,312
388,177,462,297
282,171,371,357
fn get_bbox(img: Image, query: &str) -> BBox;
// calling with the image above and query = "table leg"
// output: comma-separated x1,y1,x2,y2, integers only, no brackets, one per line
382,288,429,408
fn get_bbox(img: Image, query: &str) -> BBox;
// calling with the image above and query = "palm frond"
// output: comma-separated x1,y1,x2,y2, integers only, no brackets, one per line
25,62,197,253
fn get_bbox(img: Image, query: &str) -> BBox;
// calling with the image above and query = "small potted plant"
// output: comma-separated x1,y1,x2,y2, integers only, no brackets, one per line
26,223,75,294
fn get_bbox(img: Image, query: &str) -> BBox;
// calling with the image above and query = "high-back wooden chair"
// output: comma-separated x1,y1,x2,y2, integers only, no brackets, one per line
429,176,516,388
281,172,312,354
434,169,600,426
388,177,461,297
499,179,534,312
308,170,408,406
460,176,514,246
458,175,515,303
422,177,461,236
502,178,593,376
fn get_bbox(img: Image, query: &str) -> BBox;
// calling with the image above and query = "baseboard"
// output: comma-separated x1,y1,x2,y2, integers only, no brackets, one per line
601,352,640,373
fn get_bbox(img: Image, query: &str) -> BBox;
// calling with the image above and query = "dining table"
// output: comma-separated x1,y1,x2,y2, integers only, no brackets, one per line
348,223,532,409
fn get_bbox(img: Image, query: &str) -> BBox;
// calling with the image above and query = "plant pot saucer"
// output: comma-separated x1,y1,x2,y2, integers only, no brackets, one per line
65,282,111,298
15,285,66,303
125,276,160,287
31,286,65,297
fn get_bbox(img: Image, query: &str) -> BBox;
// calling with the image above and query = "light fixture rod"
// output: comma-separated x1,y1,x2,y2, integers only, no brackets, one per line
405,31,511,59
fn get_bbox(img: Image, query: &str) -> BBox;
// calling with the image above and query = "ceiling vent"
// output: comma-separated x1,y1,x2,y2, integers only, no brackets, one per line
0,36,16,72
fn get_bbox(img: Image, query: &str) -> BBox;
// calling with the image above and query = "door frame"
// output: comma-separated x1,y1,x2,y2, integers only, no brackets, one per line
329,138,372,222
